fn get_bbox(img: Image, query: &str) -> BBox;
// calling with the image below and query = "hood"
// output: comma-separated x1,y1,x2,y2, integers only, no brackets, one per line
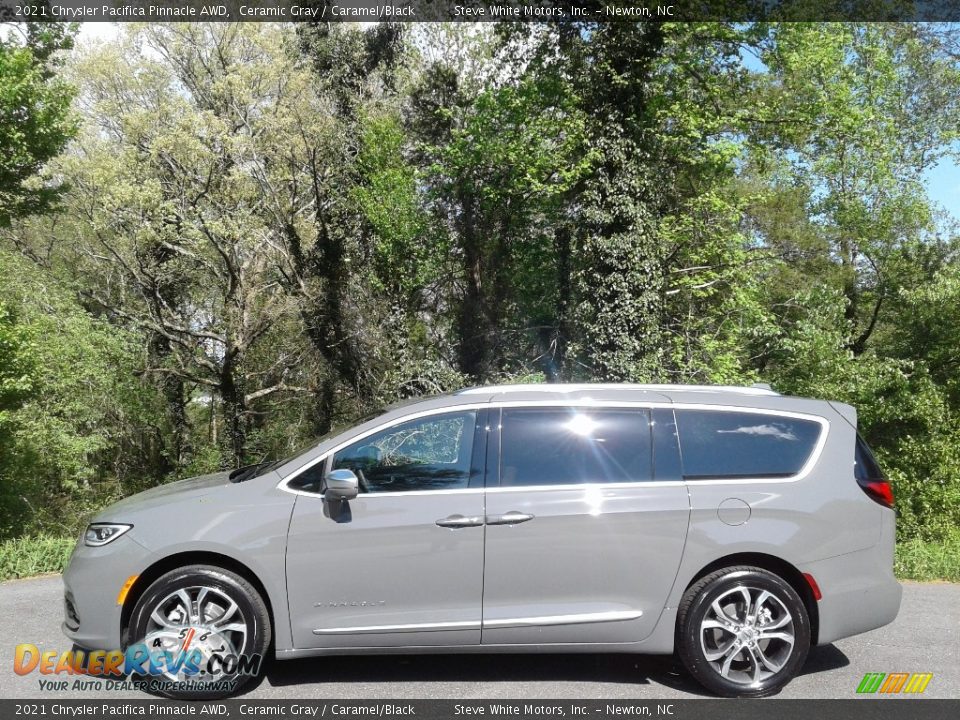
93,470,233,521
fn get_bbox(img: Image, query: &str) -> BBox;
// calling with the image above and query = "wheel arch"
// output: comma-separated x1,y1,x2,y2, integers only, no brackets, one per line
120,550,276,649
681,552,819,646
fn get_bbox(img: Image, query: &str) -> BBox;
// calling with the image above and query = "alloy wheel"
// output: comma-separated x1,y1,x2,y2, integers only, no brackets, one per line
698,584,795,686
142,585,248,683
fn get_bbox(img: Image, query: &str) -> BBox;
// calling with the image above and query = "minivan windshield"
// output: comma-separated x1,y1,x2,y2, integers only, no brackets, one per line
229,409,385,483
228,393,454,483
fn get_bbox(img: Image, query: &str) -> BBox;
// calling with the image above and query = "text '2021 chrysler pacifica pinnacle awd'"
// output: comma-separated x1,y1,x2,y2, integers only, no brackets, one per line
62,383,901,698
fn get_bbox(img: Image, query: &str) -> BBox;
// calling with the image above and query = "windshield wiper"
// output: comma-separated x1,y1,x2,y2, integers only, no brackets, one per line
230,461,274,483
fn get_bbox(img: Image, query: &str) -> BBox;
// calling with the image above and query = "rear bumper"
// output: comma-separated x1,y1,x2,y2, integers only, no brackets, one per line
811,560,901,645
804,508,901,645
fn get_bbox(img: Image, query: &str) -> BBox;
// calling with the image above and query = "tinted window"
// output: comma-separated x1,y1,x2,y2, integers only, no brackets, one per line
287,461,325,493
855,434,885,480
500,408,652,487
332,411,476,493
676,410,821,479
652,408,683,480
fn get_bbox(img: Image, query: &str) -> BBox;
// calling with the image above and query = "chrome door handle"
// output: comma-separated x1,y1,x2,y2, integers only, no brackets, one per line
435,514,484,529
487,511,535,526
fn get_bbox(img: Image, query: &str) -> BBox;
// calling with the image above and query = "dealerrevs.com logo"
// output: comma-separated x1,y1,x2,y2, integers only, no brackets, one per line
856,672,934,694
14,640,263,693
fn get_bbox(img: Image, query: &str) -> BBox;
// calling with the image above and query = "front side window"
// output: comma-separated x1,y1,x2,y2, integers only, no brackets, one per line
675,409,822,479
499,408,652,487
331,411,477,493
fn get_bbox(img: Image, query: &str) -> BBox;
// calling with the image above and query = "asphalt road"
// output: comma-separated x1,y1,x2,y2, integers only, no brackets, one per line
0,576,957,699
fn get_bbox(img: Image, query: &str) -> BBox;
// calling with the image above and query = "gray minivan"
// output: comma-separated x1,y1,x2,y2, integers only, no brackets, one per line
62,384,901,698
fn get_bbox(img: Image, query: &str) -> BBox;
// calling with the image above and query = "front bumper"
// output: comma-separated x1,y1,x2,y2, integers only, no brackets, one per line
61,531,156,650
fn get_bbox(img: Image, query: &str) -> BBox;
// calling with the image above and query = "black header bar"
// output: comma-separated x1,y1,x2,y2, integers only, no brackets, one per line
0,697,960,720
0,700,958,719
3,0,960,23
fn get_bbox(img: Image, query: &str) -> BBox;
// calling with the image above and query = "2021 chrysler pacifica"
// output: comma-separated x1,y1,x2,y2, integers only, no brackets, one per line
62,383,901,698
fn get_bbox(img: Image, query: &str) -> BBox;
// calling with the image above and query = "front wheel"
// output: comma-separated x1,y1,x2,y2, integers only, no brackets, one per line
125,565,271,699
676,566,810,698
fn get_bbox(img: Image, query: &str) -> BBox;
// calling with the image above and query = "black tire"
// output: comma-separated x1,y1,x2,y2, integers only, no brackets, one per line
125,564,271,700
676,566,810,698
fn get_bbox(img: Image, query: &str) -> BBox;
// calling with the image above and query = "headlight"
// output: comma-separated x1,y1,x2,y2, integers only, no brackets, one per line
84,523,132,547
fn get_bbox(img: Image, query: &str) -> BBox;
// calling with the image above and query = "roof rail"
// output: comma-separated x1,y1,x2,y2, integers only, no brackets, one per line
455,383,779,397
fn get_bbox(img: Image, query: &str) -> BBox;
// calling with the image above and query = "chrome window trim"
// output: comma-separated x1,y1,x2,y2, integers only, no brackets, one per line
487,480,685,493
291,487,486,500
277,400,829,497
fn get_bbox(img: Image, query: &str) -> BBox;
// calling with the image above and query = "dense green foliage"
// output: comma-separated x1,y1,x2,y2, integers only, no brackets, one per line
0,23,77,227
0,22,959,578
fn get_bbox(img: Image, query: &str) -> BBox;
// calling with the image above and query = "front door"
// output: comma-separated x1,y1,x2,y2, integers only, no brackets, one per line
481,406,690,645
286,409,487,649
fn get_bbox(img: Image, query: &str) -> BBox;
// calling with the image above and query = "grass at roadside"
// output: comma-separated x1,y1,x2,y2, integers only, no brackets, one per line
1,533,958,583
0,534,75,581
896,534,960,582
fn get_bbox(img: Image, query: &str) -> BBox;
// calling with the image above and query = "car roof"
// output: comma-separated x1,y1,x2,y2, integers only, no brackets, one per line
384,382,820,412
455,382,778,400
448,383,840,416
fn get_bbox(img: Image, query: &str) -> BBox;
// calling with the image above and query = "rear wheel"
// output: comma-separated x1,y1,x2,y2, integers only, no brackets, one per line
677,566,810,697
125,565,270,699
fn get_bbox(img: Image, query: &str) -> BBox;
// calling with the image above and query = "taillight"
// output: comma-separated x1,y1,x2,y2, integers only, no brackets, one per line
858,478,894,508
854,434,893,508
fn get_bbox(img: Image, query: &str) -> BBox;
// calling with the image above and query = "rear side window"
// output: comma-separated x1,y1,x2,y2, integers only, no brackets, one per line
854,435,885,481
675,410,822,480
499,408,652,487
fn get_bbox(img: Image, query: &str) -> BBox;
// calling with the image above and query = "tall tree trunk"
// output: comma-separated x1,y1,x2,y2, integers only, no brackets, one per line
551,225,573,381
840,236,858,323
219,349,247,469
314,376,338,436
570,22,668,382
146,332,189,477
456,206,489,381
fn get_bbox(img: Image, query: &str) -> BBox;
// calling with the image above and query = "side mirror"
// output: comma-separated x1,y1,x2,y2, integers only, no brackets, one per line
325,468,359,501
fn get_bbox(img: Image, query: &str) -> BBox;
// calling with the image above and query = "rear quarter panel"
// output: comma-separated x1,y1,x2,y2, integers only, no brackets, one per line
663,397,884,610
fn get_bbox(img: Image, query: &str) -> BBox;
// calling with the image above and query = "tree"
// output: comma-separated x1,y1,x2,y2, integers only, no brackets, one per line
0,248,160,538
0,300,35,463
280,22,423,426
742,24,960,544
413,70,591,381
753,23,960,354
32,25,314,468
0,22,77,227
505,22,770,383
1,20,959,561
